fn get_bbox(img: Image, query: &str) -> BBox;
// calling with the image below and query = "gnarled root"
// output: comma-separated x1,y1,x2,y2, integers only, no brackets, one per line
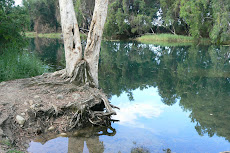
23,85,119,131
66,87,118,130
53,60,96,87
70,60,96,87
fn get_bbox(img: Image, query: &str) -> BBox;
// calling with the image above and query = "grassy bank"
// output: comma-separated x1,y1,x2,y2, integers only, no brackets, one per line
25,32,87,39
136,34,211,46
0,47,49,82
25,32,62,38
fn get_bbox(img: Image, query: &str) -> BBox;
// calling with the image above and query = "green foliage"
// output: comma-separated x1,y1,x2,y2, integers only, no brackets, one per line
74,0,94,30
23,0,60,33
160,0,188,35
0,46,49,82
180,0,211,38
210,0,230,43
0,0,29,48
20,0,229,44
104,0,159,38
160,0,230,43
104,0,130,38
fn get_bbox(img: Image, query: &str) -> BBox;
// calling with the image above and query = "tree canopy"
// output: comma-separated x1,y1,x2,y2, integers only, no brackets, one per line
160,0,230,43
1,0,229,44
22,0,60,33
103,0,159,38
0,0,29,48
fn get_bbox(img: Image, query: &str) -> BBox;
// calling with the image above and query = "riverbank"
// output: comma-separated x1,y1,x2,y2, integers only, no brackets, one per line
26,32,230,46
136,34,211,46
0,72,117,152
25,32,87,39
26,32,62,38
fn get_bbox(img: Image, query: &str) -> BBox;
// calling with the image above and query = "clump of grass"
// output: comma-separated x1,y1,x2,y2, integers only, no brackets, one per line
0,47,49,82
0,139,23,153
7,150,24,153
136,33,210,45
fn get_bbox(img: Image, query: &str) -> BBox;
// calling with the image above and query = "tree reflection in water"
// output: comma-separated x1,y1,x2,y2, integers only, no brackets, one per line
99,42,230,142
29,38,230,148
68,137,103,153
29,126,116,153
68,126,115,153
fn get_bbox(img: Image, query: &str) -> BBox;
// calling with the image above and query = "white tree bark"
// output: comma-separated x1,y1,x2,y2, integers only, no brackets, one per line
59,0,82,77
59,0,108,87
84,0,109,87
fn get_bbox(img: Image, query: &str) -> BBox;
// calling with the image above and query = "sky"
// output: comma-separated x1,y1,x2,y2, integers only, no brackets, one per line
15,0,22,6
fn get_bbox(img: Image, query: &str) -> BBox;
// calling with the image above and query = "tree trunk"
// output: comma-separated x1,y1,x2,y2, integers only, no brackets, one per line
59,0,108,88
84,0,108,87
59,0,82,77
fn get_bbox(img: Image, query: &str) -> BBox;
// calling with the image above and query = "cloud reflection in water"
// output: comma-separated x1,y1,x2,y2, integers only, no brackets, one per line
112,87,168,128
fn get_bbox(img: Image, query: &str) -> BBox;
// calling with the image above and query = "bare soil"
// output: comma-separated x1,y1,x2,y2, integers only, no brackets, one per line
0,72,118,152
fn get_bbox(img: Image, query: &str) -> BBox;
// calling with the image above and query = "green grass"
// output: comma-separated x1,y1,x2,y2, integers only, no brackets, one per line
222,40,230,46
136,34,211,46
0,47,49,82
25,32,87,39
0,139,23,153
25,32,62,38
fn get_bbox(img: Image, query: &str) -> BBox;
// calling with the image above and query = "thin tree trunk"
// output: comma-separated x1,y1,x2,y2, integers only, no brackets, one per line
84,0,108,87
59,0,82,77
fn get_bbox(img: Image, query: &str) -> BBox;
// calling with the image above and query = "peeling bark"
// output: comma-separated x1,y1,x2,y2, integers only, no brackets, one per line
59,0,82,77
84,0,108,87
59,0,108,87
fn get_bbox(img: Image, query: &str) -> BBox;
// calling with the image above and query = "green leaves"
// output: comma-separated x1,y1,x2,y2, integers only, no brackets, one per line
23,0,59,33
103,0,159,38
0,0,29,48
160,0,230,44
210,0,230,43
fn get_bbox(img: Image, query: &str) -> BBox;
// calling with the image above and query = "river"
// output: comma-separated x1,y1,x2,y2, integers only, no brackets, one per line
1,38,230,153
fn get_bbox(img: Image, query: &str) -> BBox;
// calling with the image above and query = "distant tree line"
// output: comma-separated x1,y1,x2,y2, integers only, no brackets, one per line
22,0,60,33
1,0,229,44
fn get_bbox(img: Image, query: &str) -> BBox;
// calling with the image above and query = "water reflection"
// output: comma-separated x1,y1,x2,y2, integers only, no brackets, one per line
100,41,230,144
112,88,168,127
25,38,230,152
68,137,104,153
27,37,65,71
28,126,116,153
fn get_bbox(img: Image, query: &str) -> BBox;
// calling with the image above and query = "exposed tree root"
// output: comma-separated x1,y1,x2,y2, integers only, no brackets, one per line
23,74,118,131
53,60,97,87
0,72,119,152
71,60,96,87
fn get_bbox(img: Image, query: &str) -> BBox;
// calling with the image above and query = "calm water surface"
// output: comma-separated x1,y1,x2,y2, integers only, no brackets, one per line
8,38,230,152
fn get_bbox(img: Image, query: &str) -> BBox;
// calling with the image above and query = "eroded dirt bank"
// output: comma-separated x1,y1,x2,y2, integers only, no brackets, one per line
0,73,118,152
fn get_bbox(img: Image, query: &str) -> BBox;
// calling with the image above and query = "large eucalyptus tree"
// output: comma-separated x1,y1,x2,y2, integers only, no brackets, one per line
59,0,108,87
